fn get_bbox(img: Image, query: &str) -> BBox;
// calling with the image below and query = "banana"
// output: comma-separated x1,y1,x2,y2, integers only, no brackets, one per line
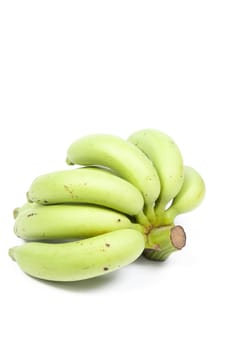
13,202,41,219
128,129,184,217
27,167,145,217
14,204,143,241
9,229,145,282
66,134,161,223
161,166,205,225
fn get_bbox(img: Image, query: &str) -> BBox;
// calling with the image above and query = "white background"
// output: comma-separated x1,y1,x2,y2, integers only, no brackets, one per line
0,1,232,349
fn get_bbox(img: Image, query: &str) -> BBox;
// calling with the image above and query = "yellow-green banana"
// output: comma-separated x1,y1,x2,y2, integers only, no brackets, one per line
13,203,40,219
161,166,205,225
28,167,144,217
9,229,145,282
66,134,161,223
14,204,143,241
128,129,184,217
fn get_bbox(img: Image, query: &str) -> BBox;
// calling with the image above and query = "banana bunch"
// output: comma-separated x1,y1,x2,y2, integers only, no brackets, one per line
9,129,205,282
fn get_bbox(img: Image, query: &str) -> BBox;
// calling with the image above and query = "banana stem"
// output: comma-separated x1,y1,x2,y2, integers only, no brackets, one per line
131,223,145,234
144,225,186,261
154,200,166,215
135,211,152,228
144,205,157,225
154,199,169,226
154,207,177,226
163,207,177,223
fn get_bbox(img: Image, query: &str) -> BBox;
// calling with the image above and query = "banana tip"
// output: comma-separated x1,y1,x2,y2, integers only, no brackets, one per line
13,208,19,219
66,157,74,165
170,225,186,250
8,248,16,261
26,192,33,203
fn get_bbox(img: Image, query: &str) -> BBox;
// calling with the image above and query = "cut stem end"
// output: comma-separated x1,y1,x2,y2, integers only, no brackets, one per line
170,225,186,250
143,225,186,261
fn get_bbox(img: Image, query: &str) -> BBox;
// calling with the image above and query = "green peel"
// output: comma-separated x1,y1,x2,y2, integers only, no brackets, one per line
144,225,186,261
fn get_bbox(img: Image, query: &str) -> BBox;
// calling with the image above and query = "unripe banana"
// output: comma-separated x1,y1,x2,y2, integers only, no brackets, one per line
28,167,144,217
9,229,145,282
128,129,184,216
66,134,161,223
14,204,143,241
161,166,205,225
13,203,41,219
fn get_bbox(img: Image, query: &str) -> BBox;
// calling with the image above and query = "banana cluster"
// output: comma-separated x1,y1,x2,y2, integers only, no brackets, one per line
9,129,205,282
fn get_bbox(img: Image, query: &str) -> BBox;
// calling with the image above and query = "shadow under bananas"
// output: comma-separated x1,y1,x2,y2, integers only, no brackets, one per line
33,270,121,293
28,253,173,293
32,255,173,292
133,254,171,268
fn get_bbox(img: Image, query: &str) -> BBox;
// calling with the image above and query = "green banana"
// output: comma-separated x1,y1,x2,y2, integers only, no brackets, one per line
13,202,41,219
66,134,161,223
9,229,145,281
14,204,143,241
160,166,206,225
128,129,184,218
27,167,145,217
9,128,205,280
